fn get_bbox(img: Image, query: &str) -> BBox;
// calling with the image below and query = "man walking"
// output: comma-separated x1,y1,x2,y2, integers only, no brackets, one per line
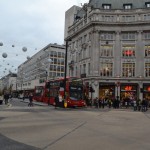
4,92,9,105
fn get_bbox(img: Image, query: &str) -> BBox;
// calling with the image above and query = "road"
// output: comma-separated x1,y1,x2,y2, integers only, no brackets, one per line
0,98,150,150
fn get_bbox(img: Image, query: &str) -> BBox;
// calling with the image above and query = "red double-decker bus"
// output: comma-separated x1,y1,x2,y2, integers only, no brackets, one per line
33,86,44,102
36,77,86,107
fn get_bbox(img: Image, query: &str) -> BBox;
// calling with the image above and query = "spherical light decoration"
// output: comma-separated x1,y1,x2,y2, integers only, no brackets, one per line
0,42,3,46
27,56,30,60
2,53,7,58
47,58,53,63
22,47,27,52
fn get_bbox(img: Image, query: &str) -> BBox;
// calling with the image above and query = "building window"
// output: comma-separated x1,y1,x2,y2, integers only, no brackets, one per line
83,48,86,58
100,32,114,40
122,63,135,77
144,32,150,39
144,14,150,20
88,63,90,75
145,63,150,77
75,66,78,76
145,2,150,8
83,34,87,43
100,45,113,57
102,15,115,22
121,15,135,22
145,45,150,57
122,45,135,57
100,63,113,77
102,4,111,9
121,32,136,40
80,65,82,75
83,64,86,74
123,4,132,9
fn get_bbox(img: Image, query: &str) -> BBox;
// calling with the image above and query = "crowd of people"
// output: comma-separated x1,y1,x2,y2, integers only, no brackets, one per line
0,91,12,105
85,96,149,112
0,91,150,112
0,91,34,107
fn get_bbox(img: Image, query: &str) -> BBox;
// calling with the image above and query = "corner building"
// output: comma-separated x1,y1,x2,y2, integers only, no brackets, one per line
65,0,150,101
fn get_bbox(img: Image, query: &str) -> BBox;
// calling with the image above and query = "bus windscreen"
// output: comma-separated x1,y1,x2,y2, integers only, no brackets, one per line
69,79,83,100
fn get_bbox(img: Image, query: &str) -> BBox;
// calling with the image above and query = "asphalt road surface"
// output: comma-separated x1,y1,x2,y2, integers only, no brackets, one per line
0,98,150,150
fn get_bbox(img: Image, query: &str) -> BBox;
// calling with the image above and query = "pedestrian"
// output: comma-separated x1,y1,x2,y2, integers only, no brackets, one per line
95,97,99,108
99,98,102,108
145,98,149,111
133,99,137,111
142,98,146,112
108,99,112,108
4,92,9,105
102,98,105,108
28,93,33,107
137,99,142,111
54,94,59,108
125,98,128,109
0,94,4,105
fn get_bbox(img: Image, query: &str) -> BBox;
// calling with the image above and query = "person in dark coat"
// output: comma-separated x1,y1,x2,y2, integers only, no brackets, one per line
54,94,59,108
28,93,33,107
4,92,9,105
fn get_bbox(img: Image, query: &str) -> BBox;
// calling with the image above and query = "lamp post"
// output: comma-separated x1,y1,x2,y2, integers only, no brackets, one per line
46,71,48,81
47,58,52,106
64,39,71,107
116,81,120,100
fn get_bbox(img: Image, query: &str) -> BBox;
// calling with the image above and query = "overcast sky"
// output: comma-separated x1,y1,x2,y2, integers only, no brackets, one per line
0,0,88,77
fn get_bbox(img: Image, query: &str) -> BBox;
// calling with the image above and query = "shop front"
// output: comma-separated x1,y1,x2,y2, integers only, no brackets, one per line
120,83,138,101
143,83,150,101
99,82,115,100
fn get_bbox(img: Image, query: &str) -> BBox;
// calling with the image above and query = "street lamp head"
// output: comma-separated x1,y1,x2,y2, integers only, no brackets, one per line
65,38,72,42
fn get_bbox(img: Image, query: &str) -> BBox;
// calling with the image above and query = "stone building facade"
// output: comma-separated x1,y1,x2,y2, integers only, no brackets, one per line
65,0,150,101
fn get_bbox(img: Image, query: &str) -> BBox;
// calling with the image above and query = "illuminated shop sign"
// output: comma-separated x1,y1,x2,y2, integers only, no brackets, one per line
121,85,136,91
143,85,150,92
124,50,133,55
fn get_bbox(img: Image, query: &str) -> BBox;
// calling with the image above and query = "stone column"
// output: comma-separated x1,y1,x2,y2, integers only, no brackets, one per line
136,30,144,77
136,31,144,99
114,31,121,77
91,29,100,76
92,80,99,99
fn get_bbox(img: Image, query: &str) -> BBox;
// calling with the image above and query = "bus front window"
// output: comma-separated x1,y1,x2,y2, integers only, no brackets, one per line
70,91,82,100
